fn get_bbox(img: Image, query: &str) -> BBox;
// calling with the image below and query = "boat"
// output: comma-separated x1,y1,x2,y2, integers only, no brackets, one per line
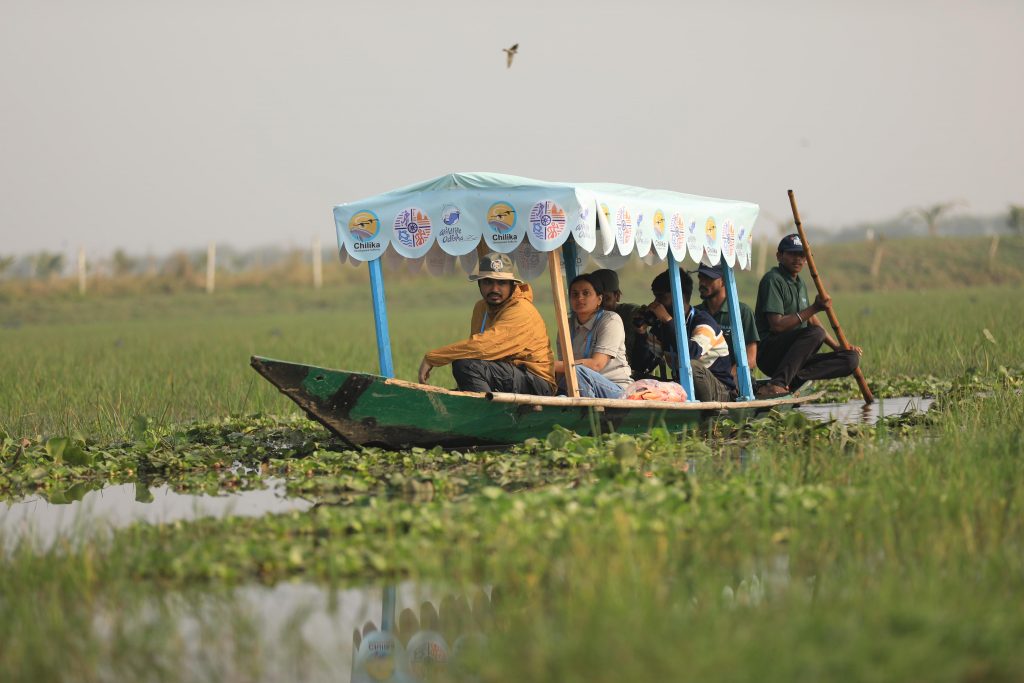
252,171,810,449
252,356,822,449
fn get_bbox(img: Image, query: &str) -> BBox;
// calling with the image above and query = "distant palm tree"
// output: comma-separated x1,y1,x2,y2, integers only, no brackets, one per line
906,201,964,237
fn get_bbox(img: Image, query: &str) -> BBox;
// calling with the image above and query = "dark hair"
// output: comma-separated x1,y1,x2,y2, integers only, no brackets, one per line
590,268,620,294
569,273,604,296
650,268,692,302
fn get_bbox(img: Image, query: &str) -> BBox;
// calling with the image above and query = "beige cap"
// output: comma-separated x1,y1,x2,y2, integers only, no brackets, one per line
468,252,522,283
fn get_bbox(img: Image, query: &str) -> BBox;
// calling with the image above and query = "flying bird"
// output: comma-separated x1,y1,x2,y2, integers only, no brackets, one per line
503,43,518,68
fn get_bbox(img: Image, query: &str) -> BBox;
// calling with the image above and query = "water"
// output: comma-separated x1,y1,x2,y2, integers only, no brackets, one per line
0,478,312,548
797,396,933,425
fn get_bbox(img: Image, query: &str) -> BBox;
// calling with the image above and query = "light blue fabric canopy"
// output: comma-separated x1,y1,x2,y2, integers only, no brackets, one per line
334,172,760,270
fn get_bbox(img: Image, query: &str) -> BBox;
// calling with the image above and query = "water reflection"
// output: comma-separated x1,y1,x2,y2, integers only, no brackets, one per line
351,587,494,683
797,396,933,425
0,478,311,548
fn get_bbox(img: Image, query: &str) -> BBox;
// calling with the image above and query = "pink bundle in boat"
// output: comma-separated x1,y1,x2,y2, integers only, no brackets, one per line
622,379,687,402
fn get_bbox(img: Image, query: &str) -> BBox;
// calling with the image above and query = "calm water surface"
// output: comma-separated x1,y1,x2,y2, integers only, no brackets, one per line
797,396,933,424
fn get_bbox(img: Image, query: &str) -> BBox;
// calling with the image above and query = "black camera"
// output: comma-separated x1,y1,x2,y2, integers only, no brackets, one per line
633,308,659,328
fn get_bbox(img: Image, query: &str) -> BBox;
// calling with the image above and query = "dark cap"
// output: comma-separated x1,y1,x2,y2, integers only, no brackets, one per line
696,264,723,280
590,268,620,293
777,233,806,253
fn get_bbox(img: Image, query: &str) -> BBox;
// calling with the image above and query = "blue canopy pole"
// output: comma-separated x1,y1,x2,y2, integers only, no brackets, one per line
722,262,754,400
367,257,395,379
562,238,579,286
367,256,397,632
666,255,696,401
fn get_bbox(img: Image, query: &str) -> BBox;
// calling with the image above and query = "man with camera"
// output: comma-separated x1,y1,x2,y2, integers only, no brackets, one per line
636,268,737,402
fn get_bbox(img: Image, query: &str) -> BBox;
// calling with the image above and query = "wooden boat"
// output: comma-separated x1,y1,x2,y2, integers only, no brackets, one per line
251,172,823,449
252,356,821,449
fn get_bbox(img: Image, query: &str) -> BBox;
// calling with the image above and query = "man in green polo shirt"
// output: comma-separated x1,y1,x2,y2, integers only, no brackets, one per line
695,263,759,379
753,233,861,399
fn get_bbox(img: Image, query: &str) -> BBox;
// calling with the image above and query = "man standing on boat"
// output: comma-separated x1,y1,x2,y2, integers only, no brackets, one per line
418,252,555,396
753,233,861,399
642,268,737,402
694,264,759,377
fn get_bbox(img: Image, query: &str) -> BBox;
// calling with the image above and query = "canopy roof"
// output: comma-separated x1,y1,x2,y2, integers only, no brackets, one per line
333,172,760,270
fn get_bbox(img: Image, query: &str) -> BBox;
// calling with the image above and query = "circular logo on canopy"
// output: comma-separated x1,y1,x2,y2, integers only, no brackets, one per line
529,200,567,240
615,206,634,244
704,217,717,241
441,204,461,226
393,207,432,248
653,210,666,238
348,211,380,241
487,202,517,233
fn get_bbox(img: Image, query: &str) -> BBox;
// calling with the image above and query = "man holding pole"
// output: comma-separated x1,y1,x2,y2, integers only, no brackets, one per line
753,234,861,399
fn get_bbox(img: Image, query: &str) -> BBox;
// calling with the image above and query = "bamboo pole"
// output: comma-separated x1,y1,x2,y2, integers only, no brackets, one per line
312,235,323,289
788,190,874,404
548,249,579,397
487,390,822,410
205,242,216,294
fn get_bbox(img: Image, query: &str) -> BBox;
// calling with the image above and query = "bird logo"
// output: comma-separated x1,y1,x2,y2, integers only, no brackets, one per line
503,43,518,68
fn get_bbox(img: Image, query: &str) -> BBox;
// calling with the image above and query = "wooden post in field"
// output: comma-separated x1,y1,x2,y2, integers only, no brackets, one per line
77,247,87,295
756,238,768,274
312,235,323,289
870,235,885,280
206,242,216,294
988,234,1000,271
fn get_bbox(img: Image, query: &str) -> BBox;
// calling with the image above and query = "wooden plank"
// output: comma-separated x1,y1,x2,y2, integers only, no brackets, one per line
488,390,823,411
548,248,579,397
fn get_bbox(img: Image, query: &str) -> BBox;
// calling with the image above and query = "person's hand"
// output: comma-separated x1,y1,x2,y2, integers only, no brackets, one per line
812,293,831,312
418,358,434,384
647,300,672,322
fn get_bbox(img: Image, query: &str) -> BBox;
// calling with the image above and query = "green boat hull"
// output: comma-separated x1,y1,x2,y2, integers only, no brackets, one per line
251,356,812,449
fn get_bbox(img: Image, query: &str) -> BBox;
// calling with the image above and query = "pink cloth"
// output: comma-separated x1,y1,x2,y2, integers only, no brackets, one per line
622,379,687,402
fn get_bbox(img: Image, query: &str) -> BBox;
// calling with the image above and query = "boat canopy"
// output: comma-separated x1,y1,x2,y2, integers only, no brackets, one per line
334,172,760,271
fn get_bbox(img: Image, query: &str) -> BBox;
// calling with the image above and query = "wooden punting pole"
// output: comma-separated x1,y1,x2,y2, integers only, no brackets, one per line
788,190,873,404
549,247,580,397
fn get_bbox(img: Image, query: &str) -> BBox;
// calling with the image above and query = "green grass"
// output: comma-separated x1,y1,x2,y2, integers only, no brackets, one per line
2,278,1024,682
2,279,1023,440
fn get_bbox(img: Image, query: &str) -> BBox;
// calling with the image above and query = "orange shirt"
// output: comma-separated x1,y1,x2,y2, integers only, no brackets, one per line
424,283,555,390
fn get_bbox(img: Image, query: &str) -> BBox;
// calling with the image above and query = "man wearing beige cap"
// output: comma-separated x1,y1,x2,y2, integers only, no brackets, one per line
418,252,555,395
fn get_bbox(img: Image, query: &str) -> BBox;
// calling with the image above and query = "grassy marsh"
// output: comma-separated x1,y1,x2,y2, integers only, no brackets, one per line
2,278,1023,682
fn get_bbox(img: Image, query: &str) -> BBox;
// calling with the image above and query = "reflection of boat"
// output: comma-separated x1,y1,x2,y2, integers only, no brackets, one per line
252,356,820,449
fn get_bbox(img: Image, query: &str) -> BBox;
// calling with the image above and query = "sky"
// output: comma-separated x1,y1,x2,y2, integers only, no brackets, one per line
1,0,1022,257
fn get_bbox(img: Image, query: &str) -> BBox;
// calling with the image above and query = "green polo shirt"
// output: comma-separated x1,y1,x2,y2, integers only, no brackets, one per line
695,299,759,364
754,265,810,339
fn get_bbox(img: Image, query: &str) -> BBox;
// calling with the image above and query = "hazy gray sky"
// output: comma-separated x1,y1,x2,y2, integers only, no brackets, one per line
2,0,1021,257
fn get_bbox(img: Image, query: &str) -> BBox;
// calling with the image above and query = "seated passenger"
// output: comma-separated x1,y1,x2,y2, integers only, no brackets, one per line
553,274,632,399
418,253,555,395
642,268,737,402
753,234,861,399
694,264,759,378
591,268,660,379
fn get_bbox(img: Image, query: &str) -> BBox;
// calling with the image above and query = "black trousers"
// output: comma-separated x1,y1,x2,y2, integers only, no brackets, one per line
451,359,553,396
757,325,859,390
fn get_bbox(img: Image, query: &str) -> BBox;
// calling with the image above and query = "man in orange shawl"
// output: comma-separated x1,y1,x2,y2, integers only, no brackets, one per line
418,252,555,395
